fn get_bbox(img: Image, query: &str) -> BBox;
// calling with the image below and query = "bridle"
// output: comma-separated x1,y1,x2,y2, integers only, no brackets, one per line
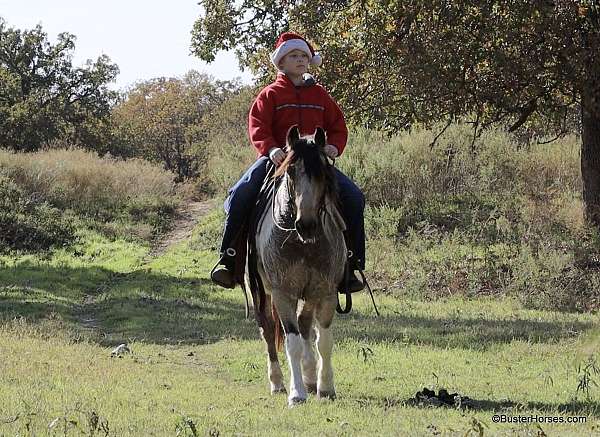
271,156,332,235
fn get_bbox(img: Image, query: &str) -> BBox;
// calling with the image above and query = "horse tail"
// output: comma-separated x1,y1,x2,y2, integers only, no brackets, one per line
272,303,285,352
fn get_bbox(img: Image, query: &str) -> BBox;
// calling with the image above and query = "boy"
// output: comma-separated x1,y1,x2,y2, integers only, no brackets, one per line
211,32,365,293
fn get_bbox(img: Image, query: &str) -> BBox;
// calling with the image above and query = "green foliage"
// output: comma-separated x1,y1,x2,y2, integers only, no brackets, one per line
328,125,595,311
111,71,243,181
0,174,75,252
195,84,257,194
191,1,597,136
191,0,288,74
0,18,119,152
191,121,599,311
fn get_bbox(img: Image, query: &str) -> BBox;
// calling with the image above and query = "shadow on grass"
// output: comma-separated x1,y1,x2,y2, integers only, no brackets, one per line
335,309,595,351
0,261,257,346
0,262,595,350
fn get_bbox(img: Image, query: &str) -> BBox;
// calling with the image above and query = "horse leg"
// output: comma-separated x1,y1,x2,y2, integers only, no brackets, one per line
315,295,337,400
271,290,306,406
298,301,317,394
259,294,285,394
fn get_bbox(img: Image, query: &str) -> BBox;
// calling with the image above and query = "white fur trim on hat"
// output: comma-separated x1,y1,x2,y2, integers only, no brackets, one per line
271,39,321,68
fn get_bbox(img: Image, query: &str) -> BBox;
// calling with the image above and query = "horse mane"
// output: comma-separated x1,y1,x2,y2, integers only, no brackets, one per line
273,137,338,201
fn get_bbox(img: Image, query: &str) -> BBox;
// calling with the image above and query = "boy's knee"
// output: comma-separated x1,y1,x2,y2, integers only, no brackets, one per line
228,184,259,212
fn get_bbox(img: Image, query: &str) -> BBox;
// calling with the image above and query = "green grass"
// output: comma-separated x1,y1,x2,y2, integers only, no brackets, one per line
1,211,599,436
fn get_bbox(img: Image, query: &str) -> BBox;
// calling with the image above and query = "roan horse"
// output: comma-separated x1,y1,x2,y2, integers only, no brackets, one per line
247,125,347,406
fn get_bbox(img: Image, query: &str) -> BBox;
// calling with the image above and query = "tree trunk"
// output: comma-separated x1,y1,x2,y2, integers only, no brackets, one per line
581,99,600,227
581,27,600,227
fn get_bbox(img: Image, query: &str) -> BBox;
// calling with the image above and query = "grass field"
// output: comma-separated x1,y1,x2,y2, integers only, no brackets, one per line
1,210,599,436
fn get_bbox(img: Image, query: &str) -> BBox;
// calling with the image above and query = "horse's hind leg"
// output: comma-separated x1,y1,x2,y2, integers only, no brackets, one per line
315,294,337,400
271,291,306,406
298,301,317,394
259,294,285,394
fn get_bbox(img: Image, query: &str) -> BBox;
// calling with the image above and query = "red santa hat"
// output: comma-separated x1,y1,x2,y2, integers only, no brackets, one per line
270,32,323,68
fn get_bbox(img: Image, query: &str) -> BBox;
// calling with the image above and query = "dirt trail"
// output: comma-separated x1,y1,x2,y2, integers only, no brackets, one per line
147,199,217,258
78,198,217,334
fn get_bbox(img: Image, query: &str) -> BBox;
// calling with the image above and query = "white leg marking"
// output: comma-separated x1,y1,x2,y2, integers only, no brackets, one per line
286,333,307,405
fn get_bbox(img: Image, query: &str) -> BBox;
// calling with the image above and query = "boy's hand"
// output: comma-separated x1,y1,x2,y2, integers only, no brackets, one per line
324,144,339,159
268,147,286,166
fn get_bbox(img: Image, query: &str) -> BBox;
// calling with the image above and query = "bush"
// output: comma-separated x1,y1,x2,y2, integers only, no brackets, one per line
0,149,177,233
0,175,75,251
341,125,595,311
198,87,257,196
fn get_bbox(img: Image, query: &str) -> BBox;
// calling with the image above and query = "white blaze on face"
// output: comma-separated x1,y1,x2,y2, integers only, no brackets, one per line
293,160,323,243
295,162,317,217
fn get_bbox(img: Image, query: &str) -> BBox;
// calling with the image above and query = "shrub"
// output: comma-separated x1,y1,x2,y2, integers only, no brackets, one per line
0,149,177,232
200,122,596,311
0,174,75,251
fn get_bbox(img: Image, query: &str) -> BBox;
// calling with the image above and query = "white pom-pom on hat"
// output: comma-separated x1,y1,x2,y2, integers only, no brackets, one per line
311,52,322,67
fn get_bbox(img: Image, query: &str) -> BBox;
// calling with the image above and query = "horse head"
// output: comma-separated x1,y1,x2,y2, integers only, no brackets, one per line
275,125,336,244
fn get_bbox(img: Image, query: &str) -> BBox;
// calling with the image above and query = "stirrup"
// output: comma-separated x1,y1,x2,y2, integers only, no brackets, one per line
336,262,380,317
345,271,365,293
210,248,237,288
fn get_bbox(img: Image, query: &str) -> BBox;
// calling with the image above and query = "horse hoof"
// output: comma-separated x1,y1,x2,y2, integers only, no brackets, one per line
317,390,336,400
305,383,318,394
271,386,287,395
288,397,306,407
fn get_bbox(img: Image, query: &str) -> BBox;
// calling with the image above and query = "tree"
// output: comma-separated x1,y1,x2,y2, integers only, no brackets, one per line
0,18,119,152
191,0,600,224
111,71,241,181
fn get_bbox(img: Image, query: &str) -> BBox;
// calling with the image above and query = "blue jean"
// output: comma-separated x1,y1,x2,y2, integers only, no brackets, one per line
222,156,366,270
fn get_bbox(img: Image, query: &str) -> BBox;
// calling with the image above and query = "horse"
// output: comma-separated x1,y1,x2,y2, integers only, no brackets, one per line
247,125,347,406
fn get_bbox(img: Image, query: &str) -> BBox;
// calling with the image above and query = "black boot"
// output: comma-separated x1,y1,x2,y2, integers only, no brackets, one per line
338,255,365,294
210,247,236,289
346,270,365,293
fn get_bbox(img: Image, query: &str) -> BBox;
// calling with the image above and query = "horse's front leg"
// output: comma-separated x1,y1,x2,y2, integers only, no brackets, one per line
272,290,306,406
298,301,317,394
316,294,337,400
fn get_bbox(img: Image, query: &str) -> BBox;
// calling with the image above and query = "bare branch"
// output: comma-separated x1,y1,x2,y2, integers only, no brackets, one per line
429,117,452,150
537,132,567,144
508,99,538,132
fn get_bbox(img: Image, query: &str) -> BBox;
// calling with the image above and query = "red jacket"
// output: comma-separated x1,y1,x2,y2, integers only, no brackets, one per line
248,73,348,157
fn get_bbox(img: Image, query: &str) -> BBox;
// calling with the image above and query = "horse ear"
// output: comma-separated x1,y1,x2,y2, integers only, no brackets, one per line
287,125,300,148
314,127,326,147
